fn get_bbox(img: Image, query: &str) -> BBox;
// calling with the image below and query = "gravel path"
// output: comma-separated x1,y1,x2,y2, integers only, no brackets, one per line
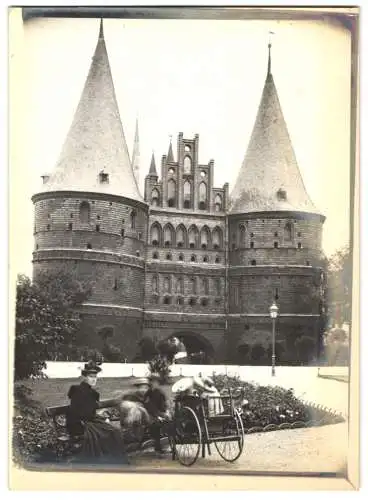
131,422,347,474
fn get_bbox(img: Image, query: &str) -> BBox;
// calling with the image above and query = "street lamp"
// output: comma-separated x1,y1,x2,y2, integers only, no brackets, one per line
269,302,279,376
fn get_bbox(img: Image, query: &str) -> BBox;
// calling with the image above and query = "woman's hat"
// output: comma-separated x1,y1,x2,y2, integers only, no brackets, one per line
81,360,102,376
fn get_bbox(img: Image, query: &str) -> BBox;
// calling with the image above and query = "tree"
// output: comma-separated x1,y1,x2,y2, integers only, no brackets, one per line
250,344,266,365
327,245,352,326
137,336,158,362
266,342,285,365
14,271,91,380
294,336,316,364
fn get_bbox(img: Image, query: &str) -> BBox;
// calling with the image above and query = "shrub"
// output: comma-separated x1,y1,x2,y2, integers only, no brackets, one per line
148,355,171,384
138,336,158,362
102,343,122,363
212,374,344,430
295,336,316,364
12,385,59,465
250,343,266,365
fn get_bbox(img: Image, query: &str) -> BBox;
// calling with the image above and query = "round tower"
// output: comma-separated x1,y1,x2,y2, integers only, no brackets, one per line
228,43,326,365
32,20,148,359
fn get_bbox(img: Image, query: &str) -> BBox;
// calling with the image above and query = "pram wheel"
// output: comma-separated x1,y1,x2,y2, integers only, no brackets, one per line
170,406,202,466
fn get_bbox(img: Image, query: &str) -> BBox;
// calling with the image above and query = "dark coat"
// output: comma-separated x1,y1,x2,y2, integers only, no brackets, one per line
143,388,168,418
66,381,129,463
66,381,100,436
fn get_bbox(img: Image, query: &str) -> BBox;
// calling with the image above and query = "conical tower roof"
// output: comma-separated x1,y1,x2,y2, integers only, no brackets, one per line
42,19,142,202
230,44,318,215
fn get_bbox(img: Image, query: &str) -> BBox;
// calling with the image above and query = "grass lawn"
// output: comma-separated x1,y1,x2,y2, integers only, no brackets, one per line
18,377,175,408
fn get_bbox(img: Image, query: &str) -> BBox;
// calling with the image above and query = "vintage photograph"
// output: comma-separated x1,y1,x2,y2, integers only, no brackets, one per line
9,6,357,485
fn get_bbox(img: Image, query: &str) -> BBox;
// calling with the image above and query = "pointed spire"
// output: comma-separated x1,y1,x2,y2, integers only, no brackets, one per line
42,19,143,202
149,152,157,176
267,42,272,76
132,117,140,185
167,135,174,163
230,43,319,215
267,31,274,77
99,18,104,40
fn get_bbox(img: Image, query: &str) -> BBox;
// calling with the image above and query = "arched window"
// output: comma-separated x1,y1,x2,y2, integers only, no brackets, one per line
176,225,186,248
214,194,222,212
79,201,90,223
212,227,223,249
250,241,254,249
251,259,256,266
164,224,174,247
284,222,293,241
151,189,160,207
163,276,171,293
166,253,172,260
198,182,207,210
190,277,197,295
152,252,159,259
130,210,137,229
167,179,176,207
215,256,220,264
202,278,209,295
152,275,158,293
274,241,279,248
184,156,192,174
200,226,210,249
188,225,198,249
190,254,197,263
150,223,161,246
178,253,184,262
203,255,209,263
183,180,191,209
239,225,246,246
175,277,184,294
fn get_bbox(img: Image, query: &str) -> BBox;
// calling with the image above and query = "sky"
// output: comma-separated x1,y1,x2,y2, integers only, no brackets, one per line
12,16,352,277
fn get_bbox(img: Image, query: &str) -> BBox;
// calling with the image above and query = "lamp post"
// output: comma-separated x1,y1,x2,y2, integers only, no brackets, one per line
269,302,279,376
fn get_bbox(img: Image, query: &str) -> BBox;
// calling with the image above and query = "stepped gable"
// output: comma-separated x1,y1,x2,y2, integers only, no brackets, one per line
230,43,318,215
42,19,142,202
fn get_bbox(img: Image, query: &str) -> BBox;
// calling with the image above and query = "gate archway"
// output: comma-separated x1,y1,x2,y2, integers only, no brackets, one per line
169,332,214,364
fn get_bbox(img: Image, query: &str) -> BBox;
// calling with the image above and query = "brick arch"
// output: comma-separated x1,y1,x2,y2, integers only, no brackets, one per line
176,223,187,248
212,226,223,249
163,223,175,247
167,331,215,363
188,224,199,249
150,221,162,246
200,225,211,249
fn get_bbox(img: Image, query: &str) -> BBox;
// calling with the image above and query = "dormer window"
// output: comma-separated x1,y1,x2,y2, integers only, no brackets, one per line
99,171,109,184
277,188,287,201
41,175,50,184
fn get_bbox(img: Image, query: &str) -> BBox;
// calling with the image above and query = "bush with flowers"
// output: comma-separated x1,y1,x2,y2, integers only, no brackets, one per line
212,374,344,431
12,385,60,465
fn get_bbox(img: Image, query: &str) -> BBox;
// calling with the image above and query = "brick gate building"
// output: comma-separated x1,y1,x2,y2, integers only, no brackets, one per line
32,21,326,364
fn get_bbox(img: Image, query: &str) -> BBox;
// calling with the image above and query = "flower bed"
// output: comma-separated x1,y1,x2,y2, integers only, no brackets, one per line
212,374,345,433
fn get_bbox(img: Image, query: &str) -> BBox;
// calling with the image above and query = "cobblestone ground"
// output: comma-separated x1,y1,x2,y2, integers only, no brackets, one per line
131,422,348,474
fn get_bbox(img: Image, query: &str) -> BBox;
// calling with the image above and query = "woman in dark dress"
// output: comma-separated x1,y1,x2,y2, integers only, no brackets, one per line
66,361,129,464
